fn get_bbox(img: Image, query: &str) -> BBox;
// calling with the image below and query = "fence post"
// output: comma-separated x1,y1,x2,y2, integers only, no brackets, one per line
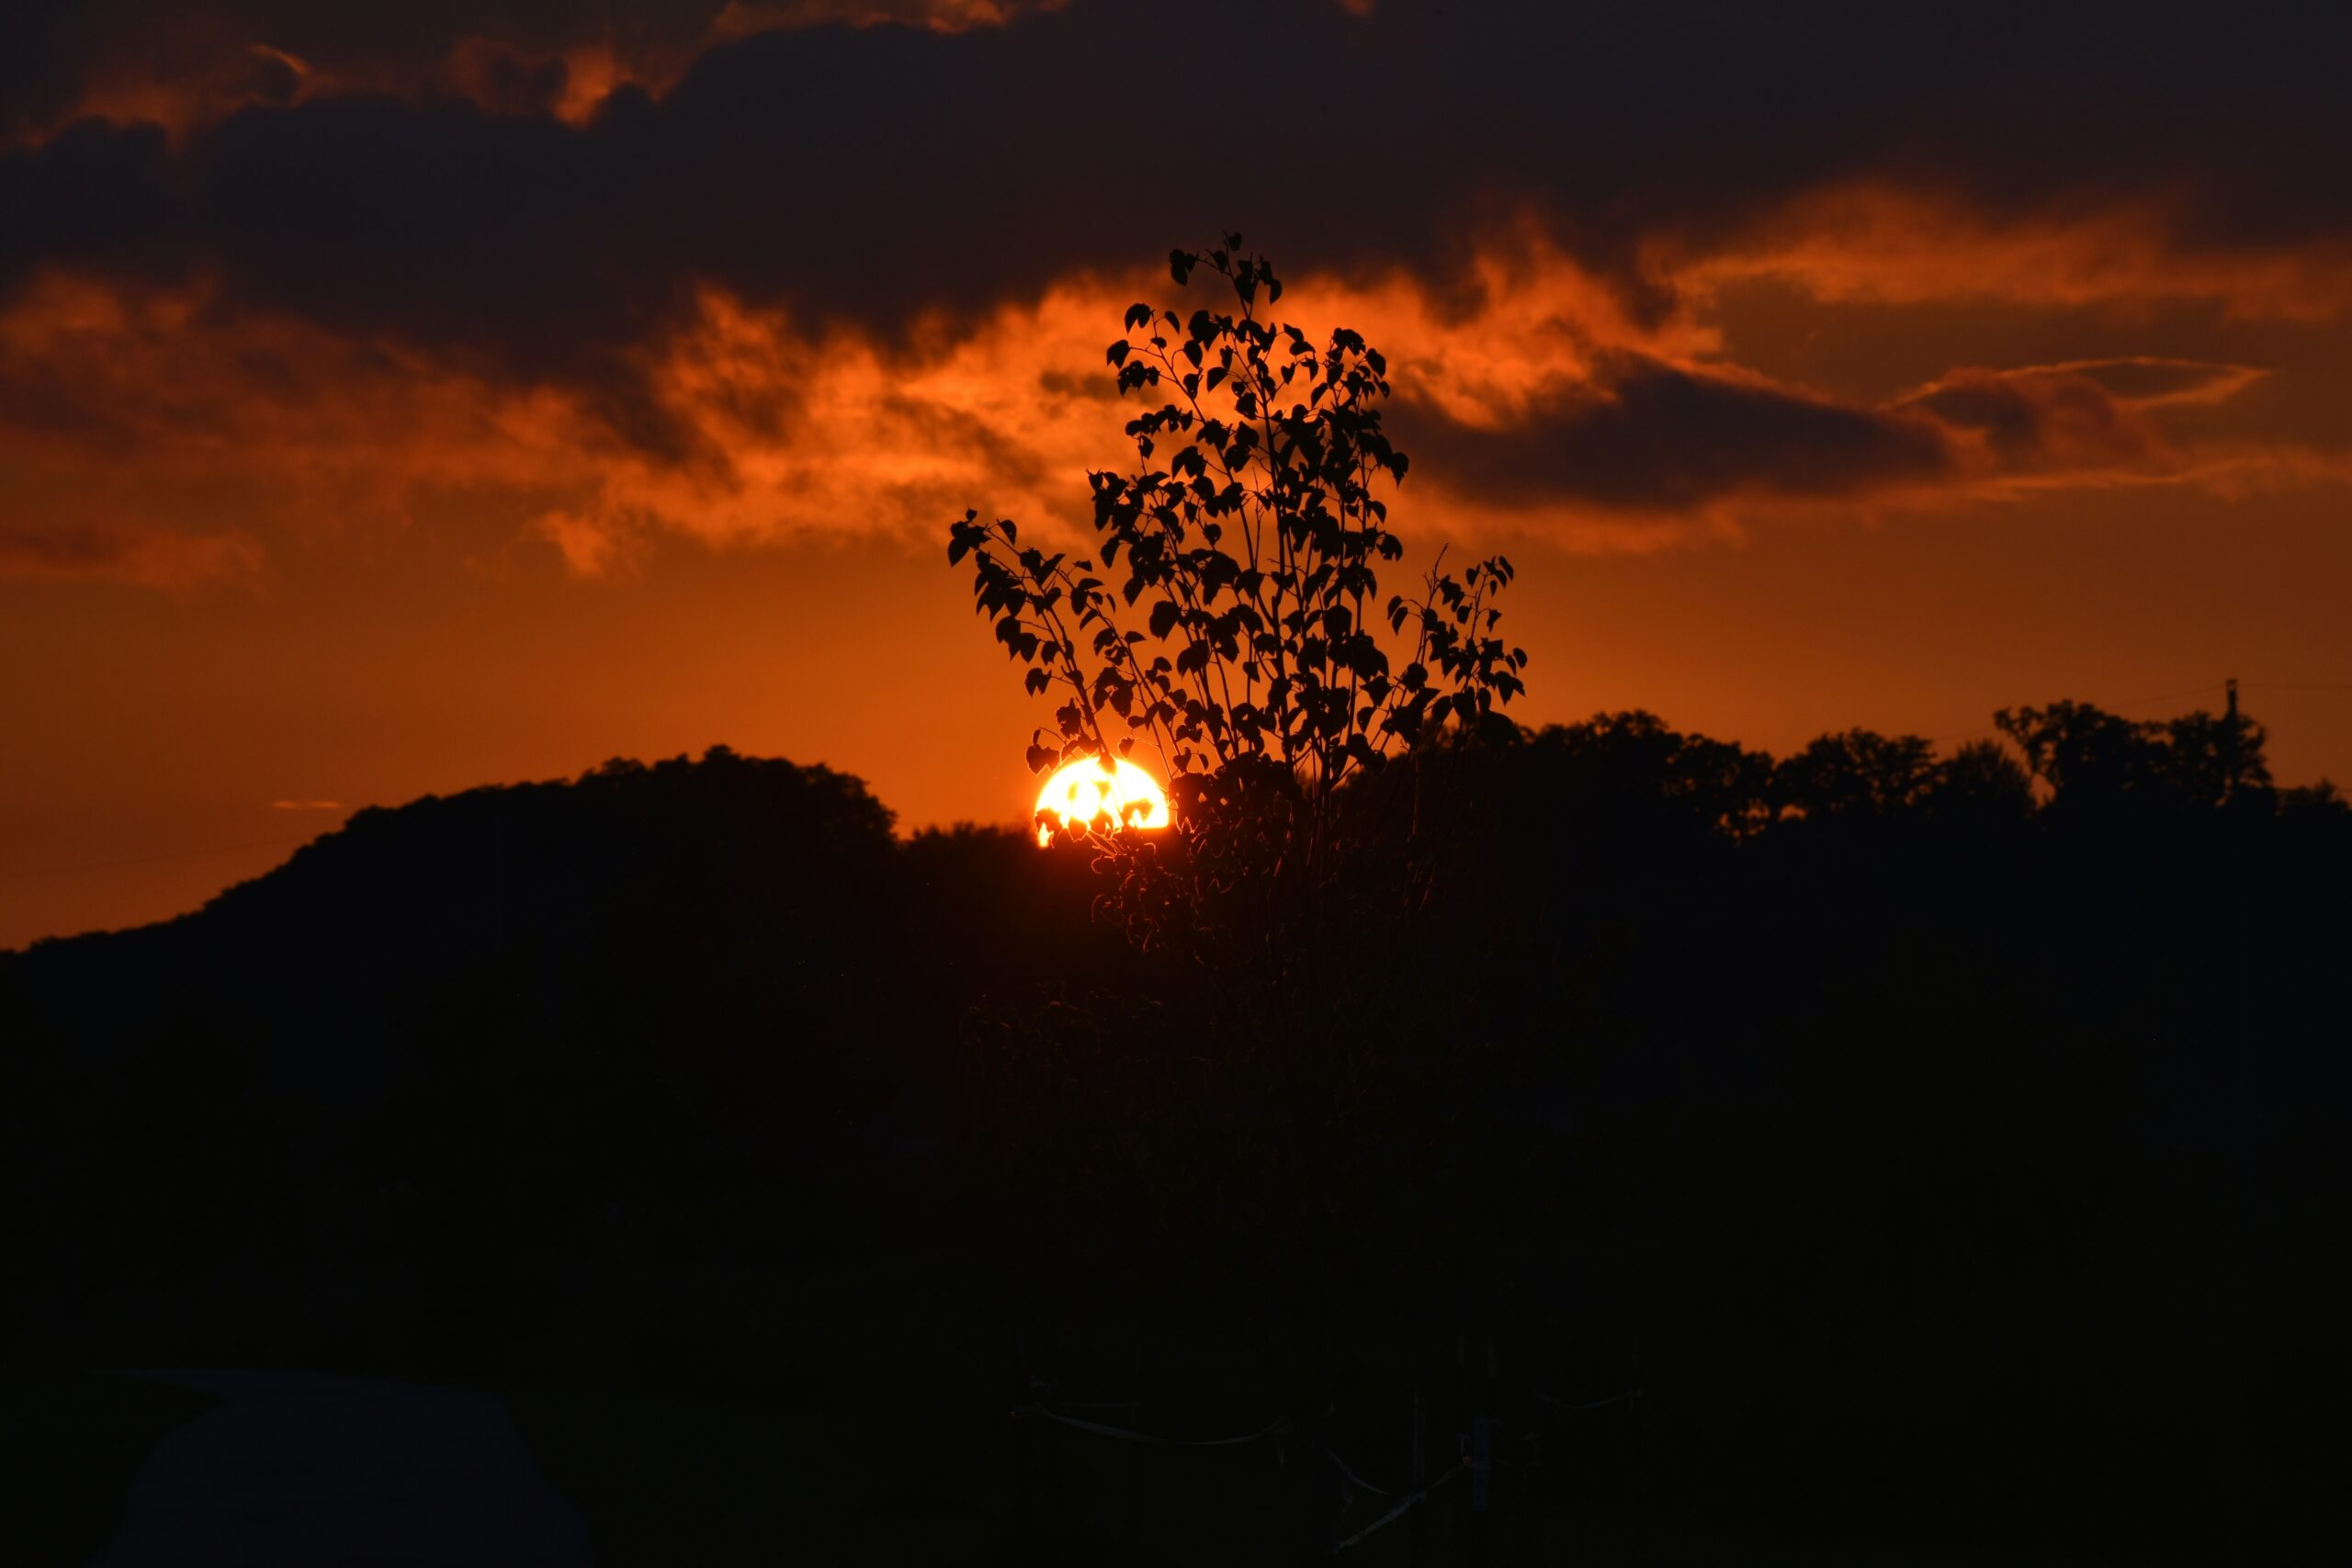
1473,1336,1497,1568
1013,1325,1035,1544
1318,1314,1339,1561
1129,1340,1145,1540
1410,1383,1428,1568
1526,1372,1545,1562
1632,1342,1648,1568
1454,1329,1469,1563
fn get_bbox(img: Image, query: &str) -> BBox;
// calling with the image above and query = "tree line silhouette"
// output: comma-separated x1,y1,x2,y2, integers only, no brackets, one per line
1,703,2342,1559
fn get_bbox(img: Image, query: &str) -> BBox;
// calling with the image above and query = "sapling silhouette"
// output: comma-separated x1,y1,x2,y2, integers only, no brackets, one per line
948,237,1527,960
944,247,1543,1521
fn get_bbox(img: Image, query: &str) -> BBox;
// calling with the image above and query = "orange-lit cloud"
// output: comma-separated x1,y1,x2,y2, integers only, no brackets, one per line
0,517,261,590
1899,360,2259,485
12,2,1057,148
41,39,642,144
3,232,2336,592
1679,186,2352,322
0,273,597,570
711,0,1062,38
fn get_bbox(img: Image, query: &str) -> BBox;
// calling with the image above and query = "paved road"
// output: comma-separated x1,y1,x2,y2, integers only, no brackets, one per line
85,1371,593,1568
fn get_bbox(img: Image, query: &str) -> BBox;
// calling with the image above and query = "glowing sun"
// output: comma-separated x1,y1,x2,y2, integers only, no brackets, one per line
1035,756,1172,846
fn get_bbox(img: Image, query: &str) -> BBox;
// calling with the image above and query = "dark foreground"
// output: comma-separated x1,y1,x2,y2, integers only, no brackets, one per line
6,709,2343,1562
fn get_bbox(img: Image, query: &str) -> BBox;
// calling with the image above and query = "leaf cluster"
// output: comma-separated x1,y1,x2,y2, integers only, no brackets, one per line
948,238,1528,940
1996,700,2271,812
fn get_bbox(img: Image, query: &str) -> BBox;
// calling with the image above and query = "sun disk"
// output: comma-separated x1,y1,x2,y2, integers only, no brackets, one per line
1035,756,1171,845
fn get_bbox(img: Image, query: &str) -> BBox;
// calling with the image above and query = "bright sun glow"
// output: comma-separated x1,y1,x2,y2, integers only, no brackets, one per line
1034,756,1171,846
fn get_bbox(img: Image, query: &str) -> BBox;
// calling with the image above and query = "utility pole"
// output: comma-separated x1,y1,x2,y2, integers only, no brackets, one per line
2222,676,2255,1567
2225,677,2250,1066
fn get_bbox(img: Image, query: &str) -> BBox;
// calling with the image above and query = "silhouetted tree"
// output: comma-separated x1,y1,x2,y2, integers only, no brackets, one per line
1774,728,1940,818
1996,698,2267,812
1928,738,2036,824
941,248,1550,1489
2279,777,2349,819
947,238,1527,956
9,703,2347,1559
1530,710,1775,843
2158,707,2274,807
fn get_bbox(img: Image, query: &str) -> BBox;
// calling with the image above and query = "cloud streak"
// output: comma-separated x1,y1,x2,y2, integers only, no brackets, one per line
2,2,2349,583
1,254,2323,588
0,517,260,589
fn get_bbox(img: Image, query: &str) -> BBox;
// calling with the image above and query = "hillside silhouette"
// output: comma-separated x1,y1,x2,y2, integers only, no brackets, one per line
5,708,2347,1560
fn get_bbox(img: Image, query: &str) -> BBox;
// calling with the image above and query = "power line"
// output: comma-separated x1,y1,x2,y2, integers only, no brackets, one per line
2110,683,2228,708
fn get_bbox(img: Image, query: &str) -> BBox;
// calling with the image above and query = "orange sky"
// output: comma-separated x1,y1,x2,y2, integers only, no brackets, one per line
4,2,2349,948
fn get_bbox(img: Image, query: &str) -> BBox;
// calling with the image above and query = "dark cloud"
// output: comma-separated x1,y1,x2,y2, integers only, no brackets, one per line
2056,358,2252,403
0,519,135,572
8,5,2345,313
1393,355,1949,512
1911,379,2082,462
1899,362,2202,474
1,1,2347,508
0,2,726,136
0,119,175,290
0,518,259,586
0,2,1066,141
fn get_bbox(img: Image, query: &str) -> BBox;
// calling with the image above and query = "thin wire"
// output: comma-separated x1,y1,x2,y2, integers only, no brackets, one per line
1018,1404,1290,1448
1324,1443,1405,1497
1334,1464,1464,1552
1532,1388,1643,1412
2243,682,2352,693
0,833,318,886
2109,683,2227,708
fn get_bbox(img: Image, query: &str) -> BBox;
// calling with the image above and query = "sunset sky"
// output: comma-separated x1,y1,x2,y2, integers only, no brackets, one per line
5,0,2350,947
